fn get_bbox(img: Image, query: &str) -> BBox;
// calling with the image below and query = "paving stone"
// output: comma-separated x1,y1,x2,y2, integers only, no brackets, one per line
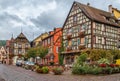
0,64,120,81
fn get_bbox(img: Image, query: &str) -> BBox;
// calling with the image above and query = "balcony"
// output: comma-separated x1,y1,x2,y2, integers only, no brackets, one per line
67,33,72,40
79,31,85,38
66,46,72,51
78,44,86,50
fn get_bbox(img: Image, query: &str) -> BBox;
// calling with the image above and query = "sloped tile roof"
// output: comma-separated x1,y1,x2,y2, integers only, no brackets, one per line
75,1,120,27
14,32,29,42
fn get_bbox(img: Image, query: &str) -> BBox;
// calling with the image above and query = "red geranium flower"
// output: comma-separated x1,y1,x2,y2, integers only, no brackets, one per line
99,64,106,67
109,64,115,68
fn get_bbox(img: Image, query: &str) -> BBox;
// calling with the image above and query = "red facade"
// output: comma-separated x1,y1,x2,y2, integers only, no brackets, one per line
42,28,62,65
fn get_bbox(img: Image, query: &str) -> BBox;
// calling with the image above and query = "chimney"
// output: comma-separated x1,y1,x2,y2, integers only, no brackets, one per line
87,3,90,6
109,5,113,13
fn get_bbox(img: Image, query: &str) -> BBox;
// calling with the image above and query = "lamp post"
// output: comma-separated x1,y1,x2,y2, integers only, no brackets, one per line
36,56,40,64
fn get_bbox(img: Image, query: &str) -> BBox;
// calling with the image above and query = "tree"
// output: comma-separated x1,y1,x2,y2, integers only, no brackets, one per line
26,46,48,59
58,41,64,65
36,46,48,58
26,48,37,59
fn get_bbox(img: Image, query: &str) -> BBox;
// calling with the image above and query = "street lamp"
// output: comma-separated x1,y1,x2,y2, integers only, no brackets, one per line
36,56,40,64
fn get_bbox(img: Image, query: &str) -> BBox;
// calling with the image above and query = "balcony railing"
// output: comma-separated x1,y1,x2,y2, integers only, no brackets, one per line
78,44,86,50
79,31,85,38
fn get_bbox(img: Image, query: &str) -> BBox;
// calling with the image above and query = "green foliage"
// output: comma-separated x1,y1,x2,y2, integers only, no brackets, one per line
101,67,113,74
52,67,64,75
110,50,120,60
27,46,48,59
59,54,64,65
72,64,92,75
36,68,43,73
58,41,64,65
0,40,6,46
89,49,113,61
76,52,87,65
36,66,49,74
42,67,49,74
90,66,102,75
72,49,120,75
36,46,48,58
27,48,37,58
98,58,110,64
72,65,85,75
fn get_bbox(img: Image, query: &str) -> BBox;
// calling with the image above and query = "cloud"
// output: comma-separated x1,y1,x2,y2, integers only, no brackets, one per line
0,0,120,41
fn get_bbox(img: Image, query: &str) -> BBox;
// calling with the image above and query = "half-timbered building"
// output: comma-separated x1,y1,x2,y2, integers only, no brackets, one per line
62,1,120,64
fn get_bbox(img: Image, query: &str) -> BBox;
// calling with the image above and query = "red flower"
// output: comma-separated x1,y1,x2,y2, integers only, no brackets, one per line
99,64,106,67
115,64,119,67
109,64,115,68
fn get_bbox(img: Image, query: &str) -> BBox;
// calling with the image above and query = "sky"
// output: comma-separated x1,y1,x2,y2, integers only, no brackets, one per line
0,0,120,41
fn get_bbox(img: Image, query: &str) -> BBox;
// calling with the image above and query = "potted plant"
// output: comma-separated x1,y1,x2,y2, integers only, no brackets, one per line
52,67,64,75
35,65,42,73
36,68,43,73
42,66,49,74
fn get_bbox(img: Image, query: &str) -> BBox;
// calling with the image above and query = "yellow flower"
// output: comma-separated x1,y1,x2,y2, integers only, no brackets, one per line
116,59,120,65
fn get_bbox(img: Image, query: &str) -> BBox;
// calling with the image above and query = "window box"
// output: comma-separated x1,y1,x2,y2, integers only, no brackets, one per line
78,44,86,50
79,31,85,38
67,33,72,39
66,46,72,51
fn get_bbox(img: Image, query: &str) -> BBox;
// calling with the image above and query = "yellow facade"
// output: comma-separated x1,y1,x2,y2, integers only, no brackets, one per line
33,32,48,46
112,8,120,19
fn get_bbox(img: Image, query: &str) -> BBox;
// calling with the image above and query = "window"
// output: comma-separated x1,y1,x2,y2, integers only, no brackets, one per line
48,38,50,44
65,41,68,47
14,50,17,54
93,36,96,44
84,37,88,45
72,39,74,46
117,40,120,48
22,49,25,54
18,44,22,48
56,47,60,53
81,24,87,31
77,38,80,46
73,16,77,22
14,43,17,47
18,49,22,54
25,44,29,48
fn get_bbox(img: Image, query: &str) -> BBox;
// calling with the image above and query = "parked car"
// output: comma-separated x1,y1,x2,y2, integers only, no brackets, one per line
26,61,35,66
16,60,23,67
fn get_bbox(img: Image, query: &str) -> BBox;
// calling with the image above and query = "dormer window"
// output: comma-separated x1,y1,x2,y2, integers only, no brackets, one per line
81,24,87,31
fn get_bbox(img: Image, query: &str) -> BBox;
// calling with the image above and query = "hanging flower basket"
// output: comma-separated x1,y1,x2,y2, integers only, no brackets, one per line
79,31,85,38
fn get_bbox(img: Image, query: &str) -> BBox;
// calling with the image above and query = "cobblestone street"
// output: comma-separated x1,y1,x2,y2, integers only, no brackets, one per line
0,64,120,81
